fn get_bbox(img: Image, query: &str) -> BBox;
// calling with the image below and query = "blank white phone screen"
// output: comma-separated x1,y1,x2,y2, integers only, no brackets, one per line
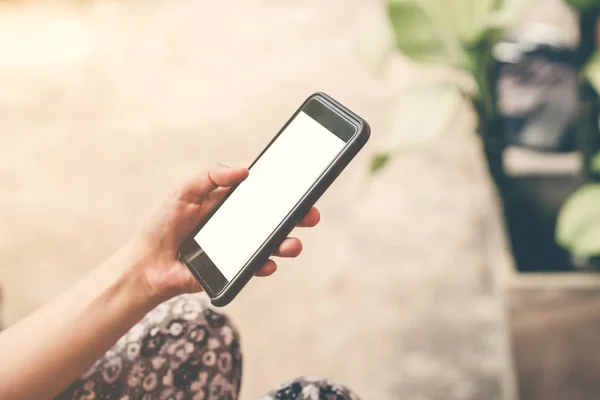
194,111,346,281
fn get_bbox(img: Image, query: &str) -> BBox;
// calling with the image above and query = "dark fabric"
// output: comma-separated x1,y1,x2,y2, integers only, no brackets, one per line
53,294,360,400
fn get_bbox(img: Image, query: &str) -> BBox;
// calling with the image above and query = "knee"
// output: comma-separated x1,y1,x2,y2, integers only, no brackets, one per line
123,294,242,370
132,294,243,396
140,294,241,356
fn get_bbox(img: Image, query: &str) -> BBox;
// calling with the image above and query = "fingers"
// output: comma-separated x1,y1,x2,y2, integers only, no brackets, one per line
251,207,317,276
274,237,302,257
255,259,277,277
185,275,204,294
297,207,320,227
180,164,248,201
255,237,304,277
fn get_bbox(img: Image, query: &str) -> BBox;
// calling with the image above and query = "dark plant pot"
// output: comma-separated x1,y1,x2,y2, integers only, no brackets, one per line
493,24,589,273
590,257,600,269
501,173,583,272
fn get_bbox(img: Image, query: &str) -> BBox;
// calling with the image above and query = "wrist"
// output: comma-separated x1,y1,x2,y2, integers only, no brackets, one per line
107,241,164,311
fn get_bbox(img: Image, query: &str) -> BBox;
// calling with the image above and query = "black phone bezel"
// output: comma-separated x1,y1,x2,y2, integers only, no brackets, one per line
178,92,370,306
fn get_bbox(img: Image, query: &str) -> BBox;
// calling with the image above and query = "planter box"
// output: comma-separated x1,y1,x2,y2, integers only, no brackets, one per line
507,271,600,400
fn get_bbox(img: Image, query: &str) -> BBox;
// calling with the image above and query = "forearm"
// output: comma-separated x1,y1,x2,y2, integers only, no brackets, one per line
0,243,160,400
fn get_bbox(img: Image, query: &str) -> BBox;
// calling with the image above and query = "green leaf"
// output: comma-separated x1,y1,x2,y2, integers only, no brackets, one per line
556,183,600,257
387,0,468,68
488,0,536,30
379,85,461,154
591,152,600,173
370,153,391,174
585,51,600,94
426,0,496,45
387,0,519,68
571,224,600,256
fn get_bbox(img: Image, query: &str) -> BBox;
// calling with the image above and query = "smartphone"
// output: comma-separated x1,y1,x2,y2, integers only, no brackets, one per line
178,93,370,306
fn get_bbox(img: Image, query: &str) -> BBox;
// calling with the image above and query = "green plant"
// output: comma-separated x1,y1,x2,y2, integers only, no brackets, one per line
374,0,600,260
556,0,600,259
371,0,533,180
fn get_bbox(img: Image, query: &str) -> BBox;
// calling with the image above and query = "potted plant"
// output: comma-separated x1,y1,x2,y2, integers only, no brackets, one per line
375,0,600,271
371,0,534,186
556,0,600,268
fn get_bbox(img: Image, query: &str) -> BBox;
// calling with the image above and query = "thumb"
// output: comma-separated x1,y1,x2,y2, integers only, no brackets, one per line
179,163,248,201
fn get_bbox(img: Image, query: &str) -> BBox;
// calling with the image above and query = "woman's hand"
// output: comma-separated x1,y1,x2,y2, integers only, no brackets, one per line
131,163,321,302
1,163,322,400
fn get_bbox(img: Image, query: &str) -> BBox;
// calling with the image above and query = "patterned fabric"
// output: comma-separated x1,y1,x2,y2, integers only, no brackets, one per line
54,294,360,400
259,377,361,400
56,295,242,400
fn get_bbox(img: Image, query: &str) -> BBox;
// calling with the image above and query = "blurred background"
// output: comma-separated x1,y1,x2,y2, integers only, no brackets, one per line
2,0,600,399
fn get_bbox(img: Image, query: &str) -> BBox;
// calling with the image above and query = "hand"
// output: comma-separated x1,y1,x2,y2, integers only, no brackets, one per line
129,163,321,302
